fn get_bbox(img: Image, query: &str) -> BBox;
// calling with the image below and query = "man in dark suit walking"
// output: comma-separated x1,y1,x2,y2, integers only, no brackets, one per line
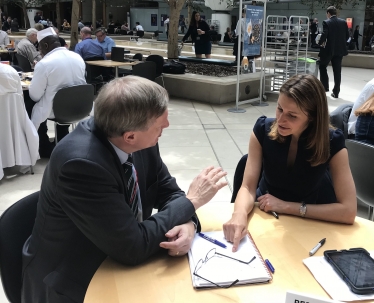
318,6,350,98
22,76,228,303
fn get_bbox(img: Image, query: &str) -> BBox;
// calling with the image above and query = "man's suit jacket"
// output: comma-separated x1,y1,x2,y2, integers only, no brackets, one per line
319,15,349,58
22,118,199,303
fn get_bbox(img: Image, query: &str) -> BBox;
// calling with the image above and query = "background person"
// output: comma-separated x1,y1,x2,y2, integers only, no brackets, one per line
318,6,350,99
135,22,144,31
28,27,86,157
353,25,362,50
94,28,115,59
223,74,356,252
182,11,211,59
164,16,169,38
17,28,42,69
10,17,19,32
348,78,374,135
53,27,68,48
2,16,11,32
75,26,105,60
0,28,10,47
354,92,374,145
233,8,246,63
34,12,41,24
224,27,233,42
22,76,228,303
310,18,319,47
62,19,70,31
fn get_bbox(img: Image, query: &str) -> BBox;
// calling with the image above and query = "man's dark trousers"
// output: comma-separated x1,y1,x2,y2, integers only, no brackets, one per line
319,55,343,95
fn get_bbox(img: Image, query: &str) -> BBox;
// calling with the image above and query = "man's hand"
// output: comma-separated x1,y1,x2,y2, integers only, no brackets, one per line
159,222,195,257
186,166,228,210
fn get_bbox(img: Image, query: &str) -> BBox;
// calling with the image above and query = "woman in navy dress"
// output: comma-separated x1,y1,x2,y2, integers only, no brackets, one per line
223,74,357,252
182,11,211,58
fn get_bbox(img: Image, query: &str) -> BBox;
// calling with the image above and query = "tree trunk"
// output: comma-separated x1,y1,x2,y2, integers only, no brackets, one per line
70,0,80,50
56,0,61,30
92,0,96,30
188,2,192,25
22,2,30,29
103,0,106,28
166,0,186,59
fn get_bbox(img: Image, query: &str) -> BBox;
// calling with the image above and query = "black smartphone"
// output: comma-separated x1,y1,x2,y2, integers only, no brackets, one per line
324,248,374,294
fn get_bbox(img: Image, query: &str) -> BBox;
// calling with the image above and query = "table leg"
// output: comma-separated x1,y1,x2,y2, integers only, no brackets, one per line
115,66,119,78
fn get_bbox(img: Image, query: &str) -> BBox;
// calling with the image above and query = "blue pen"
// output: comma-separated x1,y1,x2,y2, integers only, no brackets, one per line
198,233,227,249
265,259,275,273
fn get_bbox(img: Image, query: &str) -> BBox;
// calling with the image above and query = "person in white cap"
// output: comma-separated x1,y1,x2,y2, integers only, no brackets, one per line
27,27,86,157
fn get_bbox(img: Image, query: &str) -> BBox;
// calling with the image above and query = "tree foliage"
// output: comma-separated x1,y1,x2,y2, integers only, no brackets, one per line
300,0,365,15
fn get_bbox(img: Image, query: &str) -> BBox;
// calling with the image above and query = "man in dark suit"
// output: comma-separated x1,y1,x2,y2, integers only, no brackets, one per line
310,18,319,47
21,76,228,303
318,6,350,98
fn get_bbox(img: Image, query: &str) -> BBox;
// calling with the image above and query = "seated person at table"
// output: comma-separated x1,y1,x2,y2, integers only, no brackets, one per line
224,27,233,42
11,17,19,32
53,27,68,48
135,21,144,31
354,92,374,145
17,28,42,69
21,76,227,303
75,26,105,60
2,16,11,32
28,28,86,157
0,28,10,47
208,25,218,36
78,19,85,31
348,77,374,136
94,28,115,59
121,22,129,31
62,19,70,30
223,74,356,252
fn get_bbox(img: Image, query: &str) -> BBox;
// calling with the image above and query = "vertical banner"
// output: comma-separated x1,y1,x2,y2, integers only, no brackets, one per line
151,14,157,26
346,18,353,29
243,5,264,57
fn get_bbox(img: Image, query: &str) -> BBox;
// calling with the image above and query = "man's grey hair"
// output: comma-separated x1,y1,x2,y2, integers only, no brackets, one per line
94,76,169,137
26,28,38,37
80,26,92,35
95,28,106,35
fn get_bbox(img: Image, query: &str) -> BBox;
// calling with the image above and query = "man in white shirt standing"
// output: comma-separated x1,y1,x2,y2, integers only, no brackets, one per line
135,22,144,31
28,27,86,157
234,8,246,63
164,16,169,38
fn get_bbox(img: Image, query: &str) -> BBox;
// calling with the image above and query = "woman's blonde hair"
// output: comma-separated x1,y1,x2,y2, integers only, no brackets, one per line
355,92,374,116
269,74,331,166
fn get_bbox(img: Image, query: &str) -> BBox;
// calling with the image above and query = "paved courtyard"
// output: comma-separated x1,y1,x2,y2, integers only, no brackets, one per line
0,65,372,301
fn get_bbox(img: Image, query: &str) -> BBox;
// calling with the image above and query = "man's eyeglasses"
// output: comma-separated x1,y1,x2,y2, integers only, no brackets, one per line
193,248,256,288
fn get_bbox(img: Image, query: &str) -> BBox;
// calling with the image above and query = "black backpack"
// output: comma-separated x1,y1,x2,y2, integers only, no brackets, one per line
163,60,186,74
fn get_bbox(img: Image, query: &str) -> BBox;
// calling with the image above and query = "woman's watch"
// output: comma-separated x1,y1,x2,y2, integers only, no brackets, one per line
300,202,307,217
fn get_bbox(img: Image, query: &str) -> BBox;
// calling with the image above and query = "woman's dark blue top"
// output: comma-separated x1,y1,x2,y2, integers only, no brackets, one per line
254,116,345,204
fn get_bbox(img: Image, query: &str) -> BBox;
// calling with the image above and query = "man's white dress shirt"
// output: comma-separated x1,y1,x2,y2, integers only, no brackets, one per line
136,24,144,31
29,47,86,130
0,30,9,46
